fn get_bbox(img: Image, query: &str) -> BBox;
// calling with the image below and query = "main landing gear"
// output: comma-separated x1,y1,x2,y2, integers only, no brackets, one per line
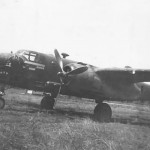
0,91,5,109
40,82,60,110
40,94,55,110
0,97,5,109
94,102,112,122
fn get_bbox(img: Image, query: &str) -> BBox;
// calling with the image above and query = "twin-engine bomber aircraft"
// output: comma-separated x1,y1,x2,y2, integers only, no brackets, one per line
0,49,150,122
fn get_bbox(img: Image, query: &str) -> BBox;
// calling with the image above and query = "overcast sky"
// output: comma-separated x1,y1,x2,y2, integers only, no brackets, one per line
0,0,150,68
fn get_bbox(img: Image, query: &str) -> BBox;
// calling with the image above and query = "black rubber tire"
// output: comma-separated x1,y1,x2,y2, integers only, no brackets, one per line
0,97,5,109
94,103,112,122
40,95,55,110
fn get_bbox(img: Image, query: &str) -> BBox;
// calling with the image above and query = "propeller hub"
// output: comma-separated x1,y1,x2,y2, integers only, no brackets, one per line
57,72,65,78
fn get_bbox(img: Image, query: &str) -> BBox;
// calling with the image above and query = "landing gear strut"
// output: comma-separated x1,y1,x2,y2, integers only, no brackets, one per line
94,103,112,122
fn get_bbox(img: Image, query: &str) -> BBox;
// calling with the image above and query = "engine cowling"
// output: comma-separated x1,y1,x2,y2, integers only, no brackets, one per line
63,63,87,73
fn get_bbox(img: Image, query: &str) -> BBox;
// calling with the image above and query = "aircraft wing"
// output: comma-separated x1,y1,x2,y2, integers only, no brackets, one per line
95,68,150,84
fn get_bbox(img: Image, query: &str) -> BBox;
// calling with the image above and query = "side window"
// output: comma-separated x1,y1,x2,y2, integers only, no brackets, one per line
24,54,29,60
22,51,29,60
22,51,37,62
29,53,36,62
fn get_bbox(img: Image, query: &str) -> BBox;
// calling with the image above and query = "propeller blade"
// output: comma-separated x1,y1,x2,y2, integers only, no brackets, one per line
54,49,88,85
54,49,64,73
66,66,88,76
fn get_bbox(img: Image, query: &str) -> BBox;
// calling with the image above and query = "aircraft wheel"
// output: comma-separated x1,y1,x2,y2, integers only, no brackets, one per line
40,95,55,110
0,97,5,109
94,103,112,122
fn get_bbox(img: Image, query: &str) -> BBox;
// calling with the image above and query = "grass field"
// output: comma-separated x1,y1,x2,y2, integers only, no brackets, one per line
0,88,150,150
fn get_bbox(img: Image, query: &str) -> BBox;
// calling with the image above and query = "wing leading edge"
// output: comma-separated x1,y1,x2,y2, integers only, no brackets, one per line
95,68,150,84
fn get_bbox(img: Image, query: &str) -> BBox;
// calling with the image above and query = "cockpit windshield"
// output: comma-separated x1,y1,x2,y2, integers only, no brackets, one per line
16,50,37,62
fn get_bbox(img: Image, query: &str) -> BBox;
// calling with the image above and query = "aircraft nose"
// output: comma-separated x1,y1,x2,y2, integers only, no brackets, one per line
0,53,12,66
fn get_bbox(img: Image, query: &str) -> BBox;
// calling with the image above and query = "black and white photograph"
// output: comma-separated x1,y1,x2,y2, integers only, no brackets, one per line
0,0,150,149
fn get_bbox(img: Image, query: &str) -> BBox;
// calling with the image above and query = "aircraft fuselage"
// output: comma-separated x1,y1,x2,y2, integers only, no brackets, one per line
0,49,150,102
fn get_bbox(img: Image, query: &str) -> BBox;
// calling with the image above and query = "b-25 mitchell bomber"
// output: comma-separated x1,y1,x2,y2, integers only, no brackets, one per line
0,49,150,122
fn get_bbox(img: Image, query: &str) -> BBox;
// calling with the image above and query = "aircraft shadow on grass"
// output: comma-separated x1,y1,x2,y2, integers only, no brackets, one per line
4,100,150,127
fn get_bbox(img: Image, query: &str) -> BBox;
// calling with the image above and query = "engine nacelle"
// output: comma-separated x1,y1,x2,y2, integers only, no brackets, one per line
63,62,87,73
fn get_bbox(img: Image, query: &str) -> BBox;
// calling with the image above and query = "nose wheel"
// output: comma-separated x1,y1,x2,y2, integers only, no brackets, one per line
94,103,112,122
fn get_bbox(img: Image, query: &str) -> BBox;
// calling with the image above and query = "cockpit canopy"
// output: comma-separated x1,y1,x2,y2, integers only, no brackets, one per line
15,50,46,65
16,50,38,62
